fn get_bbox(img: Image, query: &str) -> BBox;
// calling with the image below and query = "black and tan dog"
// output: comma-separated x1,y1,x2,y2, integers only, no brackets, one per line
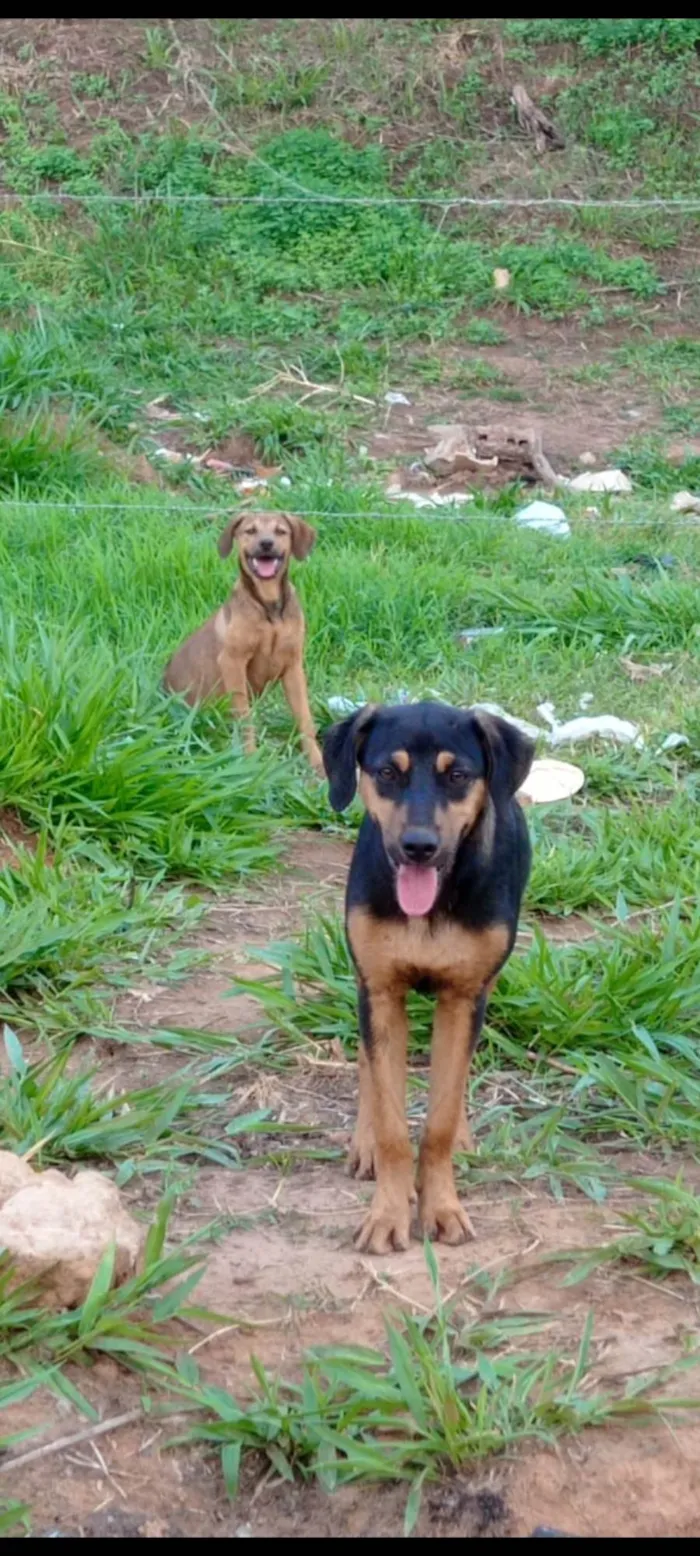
323,700,533,1255
163,510,323,771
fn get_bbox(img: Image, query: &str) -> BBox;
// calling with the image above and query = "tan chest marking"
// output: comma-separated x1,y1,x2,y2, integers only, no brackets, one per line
348,906,510,997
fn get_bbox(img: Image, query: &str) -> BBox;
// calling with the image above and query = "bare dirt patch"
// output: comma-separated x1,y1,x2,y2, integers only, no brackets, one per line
0,807,42,869
6,831,700,1538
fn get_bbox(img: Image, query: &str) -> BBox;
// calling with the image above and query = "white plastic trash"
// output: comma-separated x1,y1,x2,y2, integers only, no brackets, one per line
515,501,570,538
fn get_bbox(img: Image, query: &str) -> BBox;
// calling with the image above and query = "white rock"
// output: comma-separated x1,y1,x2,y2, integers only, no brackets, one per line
0,1167,143,1309
384,391,411,406
568,468,632,494
517,758,585,807
670,490,700,515
0,1149,38,1207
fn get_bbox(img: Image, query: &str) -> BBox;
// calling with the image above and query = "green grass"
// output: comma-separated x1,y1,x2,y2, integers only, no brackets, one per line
176,1244,700,1534
2,15,700,1534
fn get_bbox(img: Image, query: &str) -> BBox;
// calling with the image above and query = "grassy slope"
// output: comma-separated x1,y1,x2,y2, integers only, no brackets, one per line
1,16,700,1527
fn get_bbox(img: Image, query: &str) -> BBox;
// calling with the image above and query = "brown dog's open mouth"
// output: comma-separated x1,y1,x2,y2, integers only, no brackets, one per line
249,554,284,580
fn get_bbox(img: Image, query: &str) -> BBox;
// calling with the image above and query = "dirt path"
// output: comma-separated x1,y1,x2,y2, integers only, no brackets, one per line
3,830,700,1537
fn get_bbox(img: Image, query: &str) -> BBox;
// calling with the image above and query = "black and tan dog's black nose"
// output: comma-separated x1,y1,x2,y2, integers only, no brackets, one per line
400,827,440,864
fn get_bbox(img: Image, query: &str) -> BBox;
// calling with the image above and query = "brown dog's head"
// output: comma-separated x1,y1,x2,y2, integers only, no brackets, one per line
218,510,316,595
322,701,534,918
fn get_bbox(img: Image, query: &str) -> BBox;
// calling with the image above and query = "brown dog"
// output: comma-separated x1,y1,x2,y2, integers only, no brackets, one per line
163,510,323,771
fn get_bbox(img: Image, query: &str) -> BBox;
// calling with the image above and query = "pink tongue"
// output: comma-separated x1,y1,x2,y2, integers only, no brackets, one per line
255,558,278,579
396,864,439,918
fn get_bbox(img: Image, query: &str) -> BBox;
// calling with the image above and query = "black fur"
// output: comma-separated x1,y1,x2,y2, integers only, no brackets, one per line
323,700,533,938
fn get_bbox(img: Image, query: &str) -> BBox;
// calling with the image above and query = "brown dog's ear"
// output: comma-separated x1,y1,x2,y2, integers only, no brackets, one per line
218,514,244,559
287,514,317,561
473,711,535,803
322,704,376,812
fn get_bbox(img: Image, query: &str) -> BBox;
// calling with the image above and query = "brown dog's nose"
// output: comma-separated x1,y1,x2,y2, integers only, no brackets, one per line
401,827,439,864
258,537,275,553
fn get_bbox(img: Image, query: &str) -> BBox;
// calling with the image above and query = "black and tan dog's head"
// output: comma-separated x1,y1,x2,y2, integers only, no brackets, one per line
218,510,316,596
323,701,534,917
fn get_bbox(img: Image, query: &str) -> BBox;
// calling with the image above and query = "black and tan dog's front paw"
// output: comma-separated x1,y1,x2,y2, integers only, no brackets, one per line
354,1188,414,1254
419,1179,475,1245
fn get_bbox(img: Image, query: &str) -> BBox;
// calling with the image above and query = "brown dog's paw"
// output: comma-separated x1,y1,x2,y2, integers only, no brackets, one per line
354,1192,413,1255
419,1192,475,1246
307,741,325,775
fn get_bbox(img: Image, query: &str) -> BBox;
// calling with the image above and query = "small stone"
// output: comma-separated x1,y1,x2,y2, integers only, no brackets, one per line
0,1167,143,1309
0,1149,37,1207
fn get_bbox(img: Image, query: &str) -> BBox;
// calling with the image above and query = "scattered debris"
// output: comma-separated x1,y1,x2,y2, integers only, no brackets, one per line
511,83,566,153
492,267,511,291
579,692,594,710
620,656,671,683
407,460,432,485
326,695,363,716
385,484,474,509
537,702,642,749
473,702,543,741
242,360,375,408
579,451,596,467
584,506,600,518
384,391,411,406
424,424,498,478
152,445,192,466
472,424,565,488
458,626,506,645
517,758,585,807
568,468,632,494
145,398,184,424
658,731,690,753
671,490,700,515
0,1152,142,1310
236,477,270,495
202,456,235,475
515,500,570,538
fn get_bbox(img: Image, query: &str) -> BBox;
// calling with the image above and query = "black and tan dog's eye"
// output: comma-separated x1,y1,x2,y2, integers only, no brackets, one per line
448,767,469,785
378,764,396,782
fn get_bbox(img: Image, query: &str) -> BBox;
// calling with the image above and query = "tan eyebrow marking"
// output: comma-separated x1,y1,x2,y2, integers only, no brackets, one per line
391,749,411,773
436,750,456,774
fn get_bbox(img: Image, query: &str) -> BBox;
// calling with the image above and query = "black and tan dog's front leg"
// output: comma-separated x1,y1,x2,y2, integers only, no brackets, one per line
352,984,416,1255
282,658,324,773
417,991,487,1244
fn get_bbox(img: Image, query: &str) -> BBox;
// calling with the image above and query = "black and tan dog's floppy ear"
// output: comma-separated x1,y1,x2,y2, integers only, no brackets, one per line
474,711,535,802
322,705,376,812
218,514,244,559
287,514,317,561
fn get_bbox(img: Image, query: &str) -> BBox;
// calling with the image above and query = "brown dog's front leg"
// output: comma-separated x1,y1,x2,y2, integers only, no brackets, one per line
417,991,487,1245
282,659,323,772
219,651,255,753
354,986,415,1255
